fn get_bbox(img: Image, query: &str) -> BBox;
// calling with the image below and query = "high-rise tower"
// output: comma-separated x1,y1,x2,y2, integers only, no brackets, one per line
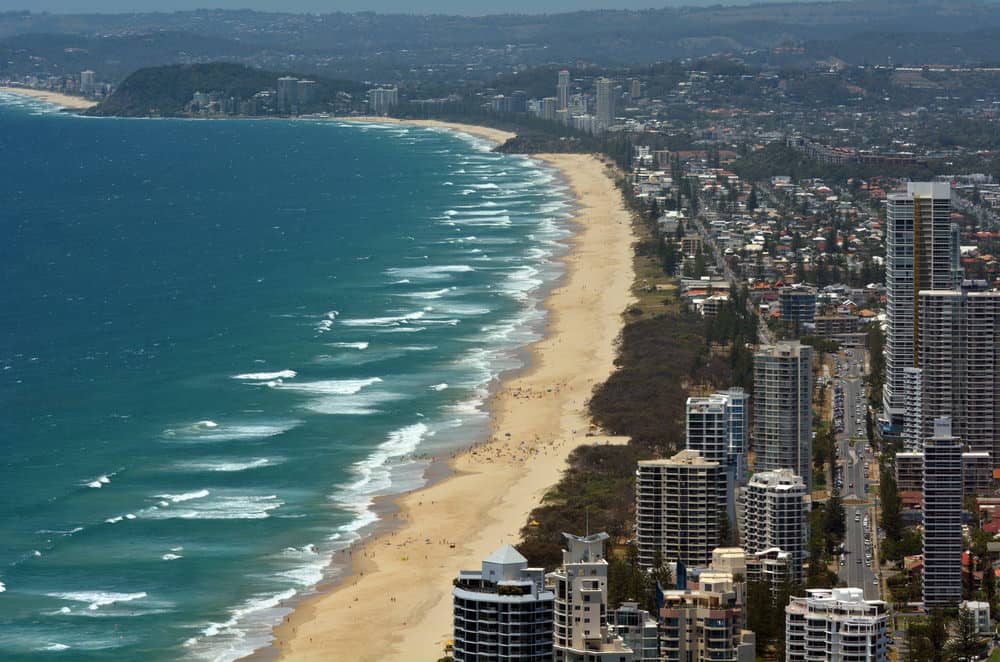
884,182,960,424
753,342,813,489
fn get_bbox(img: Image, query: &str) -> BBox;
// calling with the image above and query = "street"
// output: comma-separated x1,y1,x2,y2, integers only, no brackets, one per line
834,347,881,600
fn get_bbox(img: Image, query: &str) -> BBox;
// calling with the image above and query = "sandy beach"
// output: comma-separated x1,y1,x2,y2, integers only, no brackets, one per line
0,86,96,110
260,123,636,661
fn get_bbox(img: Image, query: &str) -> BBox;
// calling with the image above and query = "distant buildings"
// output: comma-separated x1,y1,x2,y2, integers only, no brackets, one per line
740,469,810,586
557,70,570,111
636,452,722,569
785,588,888,662
548,532,634,661
753,342,813,490
595,77,614,132
923,417,963,608
80,70,96,96
452,544,554,661
277,76,299,114
367,86,398,115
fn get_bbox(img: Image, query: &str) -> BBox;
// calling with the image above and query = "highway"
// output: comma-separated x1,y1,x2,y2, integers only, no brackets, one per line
834,347,881,600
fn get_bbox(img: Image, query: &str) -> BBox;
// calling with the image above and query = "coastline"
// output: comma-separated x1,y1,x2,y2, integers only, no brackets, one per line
333,115,516,147
256,120,635,661
0,86,96,110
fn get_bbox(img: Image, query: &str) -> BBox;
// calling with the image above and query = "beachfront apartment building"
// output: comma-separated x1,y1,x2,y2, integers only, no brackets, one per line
636,452,722,569
883,182,960,426
659,573,756,662
608,602,659,662
452,544,554,661
785,588,889,662
923,417,964,608
740,469,810,586
548,532,634,662
753,342,813,490
686,387,750,494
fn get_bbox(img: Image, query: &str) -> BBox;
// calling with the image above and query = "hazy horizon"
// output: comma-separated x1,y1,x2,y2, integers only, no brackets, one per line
0,0,827,16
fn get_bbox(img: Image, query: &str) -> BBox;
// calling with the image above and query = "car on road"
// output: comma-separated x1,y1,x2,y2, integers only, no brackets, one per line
873,577,878,585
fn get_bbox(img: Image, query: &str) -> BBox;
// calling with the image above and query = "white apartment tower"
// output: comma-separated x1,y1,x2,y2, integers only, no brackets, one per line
741,469,810,586
923,417,964,608
636,452,722,569
686,388,750,525
452,545,554,661
595,77,615,131
883,181,960,424
557,70,570,110
785,588,888,662
548,532,634,662
80,70,97,96
753,342,813,490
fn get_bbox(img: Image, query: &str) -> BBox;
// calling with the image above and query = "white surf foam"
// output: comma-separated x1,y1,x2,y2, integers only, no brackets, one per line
157,489,210,504
162,553,182,561
49,591,149,612
304,390,408,416
41,643,70,652
174,458,278,473
339,311,425,327
430,383,448,391
183,588,297,661
231,370,297,381
399,287,453,299
143,494,282,520
330,341,369,349
269,377,381,395
163,420,301,443
385,265,474,281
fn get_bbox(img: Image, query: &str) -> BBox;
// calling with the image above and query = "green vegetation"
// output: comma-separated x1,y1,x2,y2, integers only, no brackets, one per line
89,63,365,117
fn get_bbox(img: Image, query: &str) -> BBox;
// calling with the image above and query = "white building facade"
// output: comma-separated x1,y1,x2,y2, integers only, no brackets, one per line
452,544,554,661
741,469,810,586
785,588,888,662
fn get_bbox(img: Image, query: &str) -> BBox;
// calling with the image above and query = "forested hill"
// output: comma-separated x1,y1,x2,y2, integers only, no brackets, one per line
88,63,366,117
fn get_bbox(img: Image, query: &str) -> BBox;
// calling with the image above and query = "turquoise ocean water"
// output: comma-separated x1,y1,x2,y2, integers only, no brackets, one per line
0,93,572,660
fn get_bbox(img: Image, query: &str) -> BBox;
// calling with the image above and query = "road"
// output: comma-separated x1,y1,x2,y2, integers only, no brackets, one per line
834,347,881,600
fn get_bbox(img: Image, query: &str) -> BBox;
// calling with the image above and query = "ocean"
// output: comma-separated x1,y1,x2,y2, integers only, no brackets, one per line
0,93,572,660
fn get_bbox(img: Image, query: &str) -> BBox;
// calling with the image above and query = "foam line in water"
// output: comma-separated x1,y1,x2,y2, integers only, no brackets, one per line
269,377,381,395
384,265,474,281
48,591,149,611
329,341,369,349
339,311,425,327
231,369,297,381
163,420,301,442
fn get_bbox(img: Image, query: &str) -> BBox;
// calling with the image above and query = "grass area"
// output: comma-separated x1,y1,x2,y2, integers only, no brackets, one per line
630,222,681,320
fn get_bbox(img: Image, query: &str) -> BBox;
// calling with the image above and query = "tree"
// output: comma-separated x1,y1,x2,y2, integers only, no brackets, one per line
747,187,758,212
948,605,987,660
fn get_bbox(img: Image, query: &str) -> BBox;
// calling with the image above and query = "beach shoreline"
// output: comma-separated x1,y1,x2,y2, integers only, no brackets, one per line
0,86,96,110
250,119,635,662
